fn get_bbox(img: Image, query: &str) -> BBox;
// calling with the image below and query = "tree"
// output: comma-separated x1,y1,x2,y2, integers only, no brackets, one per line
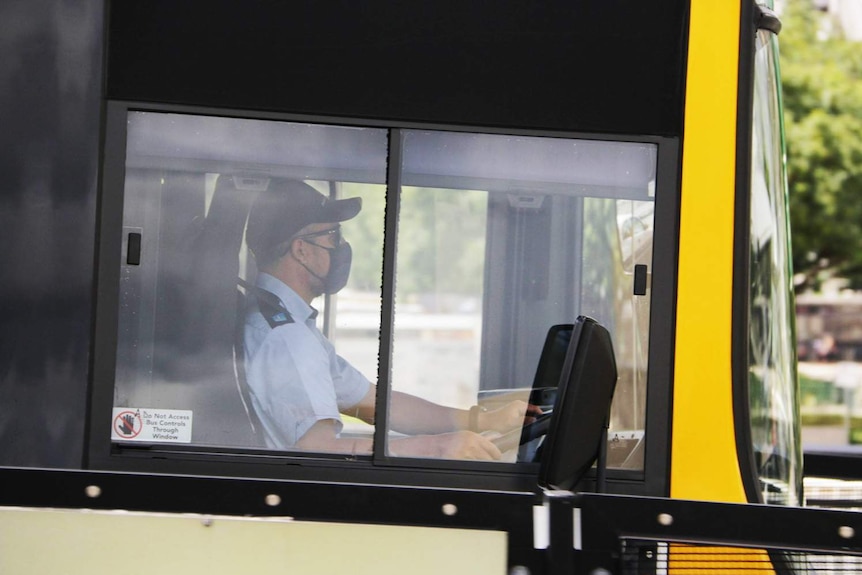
781,0,862,291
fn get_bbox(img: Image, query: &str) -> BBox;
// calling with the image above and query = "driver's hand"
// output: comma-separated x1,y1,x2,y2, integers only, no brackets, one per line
480,400,543,433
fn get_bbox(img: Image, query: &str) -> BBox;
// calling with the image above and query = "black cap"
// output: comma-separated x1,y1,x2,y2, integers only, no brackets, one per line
246,179,361,265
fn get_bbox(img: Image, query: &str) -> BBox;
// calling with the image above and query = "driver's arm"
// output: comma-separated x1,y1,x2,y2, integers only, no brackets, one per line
295,418,503,460
351,386,540,435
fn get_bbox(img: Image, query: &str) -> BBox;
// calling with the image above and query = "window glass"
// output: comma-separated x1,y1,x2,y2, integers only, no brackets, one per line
111,112,658,469
113,112,388,452
326,181,386,439
748,31,803,505
389,130,656,465
392,185,487,408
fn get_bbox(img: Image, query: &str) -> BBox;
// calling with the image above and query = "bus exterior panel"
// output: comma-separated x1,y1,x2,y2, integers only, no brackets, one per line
0,0,806,573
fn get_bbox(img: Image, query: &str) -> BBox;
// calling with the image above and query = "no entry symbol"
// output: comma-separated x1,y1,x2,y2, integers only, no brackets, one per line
113,410,143,438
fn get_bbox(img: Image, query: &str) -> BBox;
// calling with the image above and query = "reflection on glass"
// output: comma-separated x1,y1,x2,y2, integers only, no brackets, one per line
748,31,802,505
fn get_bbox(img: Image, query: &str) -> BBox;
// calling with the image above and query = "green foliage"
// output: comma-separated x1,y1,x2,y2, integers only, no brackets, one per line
799,372,838,405
781,0,862,291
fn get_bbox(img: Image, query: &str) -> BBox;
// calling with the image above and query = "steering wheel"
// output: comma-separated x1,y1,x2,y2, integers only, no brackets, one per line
489,410,554,456
519,411,553,445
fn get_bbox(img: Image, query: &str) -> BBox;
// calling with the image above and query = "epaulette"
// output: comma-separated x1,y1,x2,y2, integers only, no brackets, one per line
238,278,294,329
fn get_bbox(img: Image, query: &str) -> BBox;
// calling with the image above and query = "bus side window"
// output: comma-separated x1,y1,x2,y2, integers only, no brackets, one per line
388,130,657,467
99,110,658,473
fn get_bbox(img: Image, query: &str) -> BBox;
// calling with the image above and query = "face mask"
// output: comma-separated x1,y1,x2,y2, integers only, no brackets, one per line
320,242,352,294
300,241,353,295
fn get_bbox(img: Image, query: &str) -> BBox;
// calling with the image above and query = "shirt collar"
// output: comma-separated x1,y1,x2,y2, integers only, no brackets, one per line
256,273,318,323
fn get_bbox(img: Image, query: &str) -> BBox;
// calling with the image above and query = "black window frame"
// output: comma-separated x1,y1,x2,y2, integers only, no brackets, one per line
87,101,679,496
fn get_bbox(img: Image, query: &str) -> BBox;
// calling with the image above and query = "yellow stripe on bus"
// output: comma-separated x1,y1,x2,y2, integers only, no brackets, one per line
669,544,776,574
672,0,748,503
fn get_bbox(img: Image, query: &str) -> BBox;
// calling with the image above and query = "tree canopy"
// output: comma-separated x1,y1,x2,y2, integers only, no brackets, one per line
781,0,862,292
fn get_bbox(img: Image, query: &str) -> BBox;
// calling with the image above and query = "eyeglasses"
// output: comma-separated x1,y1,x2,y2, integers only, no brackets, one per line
295,226,342,248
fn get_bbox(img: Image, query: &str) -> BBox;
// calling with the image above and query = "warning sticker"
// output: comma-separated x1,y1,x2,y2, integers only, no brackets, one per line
111,408,193,443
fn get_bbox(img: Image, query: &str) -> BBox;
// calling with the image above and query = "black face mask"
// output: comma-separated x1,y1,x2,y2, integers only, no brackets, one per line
301,241,352,295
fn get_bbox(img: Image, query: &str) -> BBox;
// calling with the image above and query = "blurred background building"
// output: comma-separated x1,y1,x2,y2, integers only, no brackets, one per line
813,0,862,40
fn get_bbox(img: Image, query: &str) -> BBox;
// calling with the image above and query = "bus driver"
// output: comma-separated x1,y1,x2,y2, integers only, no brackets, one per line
243,179,537,459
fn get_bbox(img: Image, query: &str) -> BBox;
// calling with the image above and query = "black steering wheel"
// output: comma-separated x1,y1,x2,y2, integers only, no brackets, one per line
519,411,553,445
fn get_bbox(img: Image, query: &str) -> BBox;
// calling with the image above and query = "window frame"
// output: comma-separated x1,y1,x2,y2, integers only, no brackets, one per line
87,101,679,496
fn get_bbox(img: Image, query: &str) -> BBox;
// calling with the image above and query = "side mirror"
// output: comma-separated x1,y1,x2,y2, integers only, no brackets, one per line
538,316,618,491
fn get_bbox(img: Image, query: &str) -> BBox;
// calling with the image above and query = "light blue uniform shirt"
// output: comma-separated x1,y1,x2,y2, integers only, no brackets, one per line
243,273,371,449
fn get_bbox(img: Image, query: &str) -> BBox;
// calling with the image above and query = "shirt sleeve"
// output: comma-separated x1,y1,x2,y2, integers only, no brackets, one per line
245,322,342,448
330,352,372,411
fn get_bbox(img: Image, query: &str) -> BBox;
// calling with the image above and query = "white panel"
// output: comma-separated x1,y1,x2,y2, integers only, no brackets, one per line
0,507,506,575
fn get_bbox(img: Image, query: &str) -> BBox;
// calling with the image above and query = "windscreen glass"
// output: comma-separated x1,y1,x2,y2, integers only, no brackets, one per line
748,31,802,505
